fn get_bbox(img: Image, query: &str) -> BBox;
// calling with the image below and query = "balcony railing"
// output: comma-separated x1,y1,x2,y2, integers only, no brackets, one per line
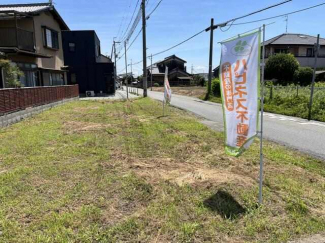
0,28,34,52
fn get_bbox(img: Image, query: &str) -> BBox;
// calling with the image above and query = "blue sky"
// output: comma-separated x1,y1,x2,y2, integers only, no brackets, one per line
4,0,325,75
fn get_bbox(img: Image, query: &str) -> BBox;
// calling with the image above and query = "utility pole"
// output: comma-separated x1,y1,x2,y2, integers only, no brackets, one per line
113,39,120,91
150,54,153,91
142,0,148,97
285,15,288,33
208,18,214,96
124,41,129,99
308,34,320,121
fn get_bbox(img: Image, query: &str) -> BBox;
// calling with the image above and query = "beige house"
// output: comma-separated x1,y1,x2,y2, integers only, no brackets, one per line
0,2,69,88
263,33,325,68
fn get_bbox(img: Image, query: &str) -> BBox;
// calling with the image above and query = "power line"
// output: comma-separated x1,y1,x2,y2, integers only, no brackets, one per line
132,1,292,65
219,22,276,43
117,28,143,62
152,29,205,58
123,8,142,43
116,0,162,61
146,0,163,20
124,0,322,70
130,28,205,66
116,0,133,40
206,0,292,31
231,2,325,26
120,0,141,41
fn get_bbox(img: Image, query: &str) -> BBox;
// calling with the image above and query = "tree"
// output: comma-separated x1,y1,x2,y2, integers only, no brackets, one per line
193,75,206,86
265,53,299,85
0,59,23,88
294,67,313,86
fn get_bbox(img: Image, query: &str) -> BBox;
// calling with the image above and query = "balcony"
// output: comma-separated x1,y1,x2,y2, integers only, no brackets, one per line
0,27,35,52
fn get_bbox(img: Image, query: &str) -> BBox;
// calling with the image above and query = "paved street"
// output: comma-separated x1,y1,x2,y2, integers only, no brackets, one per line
143,89,325,160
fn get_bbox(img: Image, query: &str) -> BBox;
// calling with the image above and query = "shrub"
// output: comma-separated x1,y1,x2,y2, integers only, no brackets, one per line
294,67,313,86
211,78,221,97
0,59,23,88
265,53,299,85
154,83,159,87
316,72,325,82
193,75,206,86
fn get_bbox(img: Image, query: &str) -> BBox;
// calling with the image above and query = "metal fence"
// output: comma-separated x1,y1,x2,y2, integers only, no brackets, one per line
0,85,79,116
265,85,325,100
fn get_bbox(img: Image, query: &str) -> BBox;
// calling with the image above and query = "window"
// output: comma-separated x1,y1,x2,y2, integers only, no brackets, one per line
50,73,64,86
69,43,76,52
43,27,59,49
274,49,289,54
306,48,314,57
16,63,38,87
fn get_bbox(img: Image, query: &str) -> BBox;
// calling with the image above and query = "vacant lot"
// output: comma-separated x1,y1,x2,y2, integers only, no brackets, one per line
0,98,324,242
152,86,206,98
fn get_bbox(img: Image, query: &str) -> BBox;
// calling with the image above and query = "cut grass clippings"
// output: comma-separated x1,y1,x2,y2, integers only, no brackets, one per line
0,98,324,242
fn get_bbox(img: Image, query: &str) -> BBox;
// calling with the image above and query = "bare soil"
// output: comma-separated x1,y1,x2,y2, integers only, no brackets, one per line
152,86,206,98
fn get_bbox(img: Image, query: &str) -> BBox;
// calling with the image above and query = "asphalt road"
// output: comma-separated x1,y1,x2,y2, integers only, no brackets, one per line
145,90,325,160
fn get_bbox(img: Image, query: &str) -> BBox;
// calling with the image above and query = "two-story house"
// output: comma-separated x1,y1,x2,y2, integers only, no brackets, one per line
0,2,69,88
264,33,325,68
62,30,115,95
147,55,192,86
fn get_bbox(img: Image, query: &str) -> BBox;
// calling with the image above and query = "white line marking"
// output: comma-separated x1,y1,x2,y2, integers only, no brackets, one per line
299,122,325,127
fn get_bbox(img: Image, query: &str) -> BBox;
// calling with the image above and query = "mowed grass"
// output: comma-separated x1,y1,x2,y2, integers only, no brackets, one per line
0,98,324,243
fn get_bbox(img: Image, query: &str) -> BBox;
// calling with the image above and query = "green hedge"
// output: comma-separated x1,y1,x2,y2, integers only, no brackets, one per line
265,53,299,85
211,78,221,97
294,67,313,86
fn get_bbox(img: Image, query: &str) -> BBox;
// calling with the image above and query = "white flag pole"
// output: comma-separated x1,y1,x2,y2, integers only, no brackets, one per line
163,69,166,117
259,25,266,205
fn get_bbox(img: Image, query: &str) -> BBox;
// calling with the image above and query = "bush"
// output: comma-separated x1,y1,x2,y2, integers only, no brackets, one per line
211,78,221,97
0,59,23,88
265,54,299,85
154,83,159,87
294,67,313,86
193,75,206,86
316,72,325,82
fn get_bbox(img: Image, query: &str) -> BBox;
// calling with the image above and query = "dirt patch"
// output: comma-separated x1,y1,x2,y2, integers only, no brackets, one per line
129,158,255,188
152,86,206,98
73,106,100,112
63,121,111,134
289,234,325,243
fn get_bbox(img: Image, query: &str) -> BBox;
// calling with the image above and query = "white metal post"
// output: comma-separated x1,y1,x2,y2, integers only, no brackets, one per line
124,42,128,99
259,25,266,205
308,34,320,121
150,54,153,91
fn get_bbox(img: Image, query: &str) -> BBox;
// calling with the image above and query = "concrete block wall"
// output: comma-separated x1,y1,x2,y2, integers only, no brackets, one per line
0,97,78,128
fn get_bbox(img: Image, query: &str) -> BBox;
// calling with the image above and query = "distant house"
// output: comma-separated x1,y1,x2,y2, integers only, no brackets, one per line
0,2,69,88
263,33,325,68
147,55,192,86
196,73,209,81
62,30,115,95
213,66,220,78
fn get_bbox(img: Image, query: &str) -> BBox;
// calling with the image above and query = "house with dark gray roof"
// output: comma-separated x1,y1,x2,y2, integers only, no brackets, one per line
147,55,192,86
0,2,69,88
263,33,325,68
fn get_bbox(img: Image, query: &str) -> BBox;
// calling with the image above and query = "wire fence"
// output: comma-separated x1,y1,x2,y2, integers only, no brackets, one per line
264,85,325,101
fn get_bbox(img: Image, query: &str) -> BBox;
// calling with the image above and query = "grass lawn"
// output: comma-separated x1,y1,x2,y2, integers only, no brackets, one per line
0,98,324,242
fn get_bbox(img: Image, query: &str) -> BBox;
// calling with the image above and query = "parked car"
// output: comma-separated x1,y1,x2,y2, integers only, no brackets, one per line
132,81,139,86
